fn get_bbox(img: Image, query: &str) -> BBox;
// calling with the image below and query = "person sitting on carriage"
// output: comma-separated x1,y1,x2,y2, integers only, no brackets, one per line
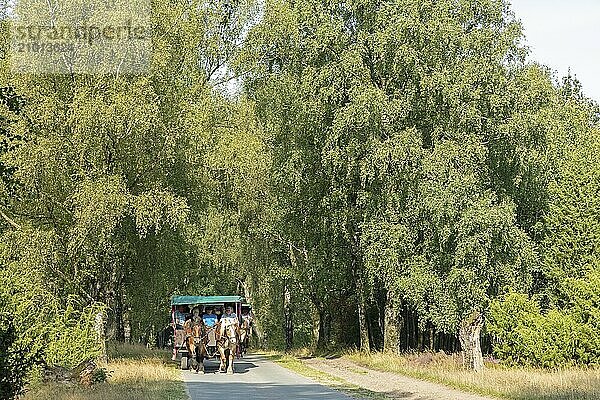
214,307,223,321
241,307,253,332
203,307,219,351
191,307,203,324
221,305,237,324
203,307,217,328
241,306,253,325
240,306,253,353
183,307,203,333
174,305,189,329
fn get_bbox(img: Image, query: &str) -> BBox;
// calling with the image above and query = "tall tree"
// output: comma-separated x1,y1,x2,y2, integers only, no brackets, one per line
241,0,551,366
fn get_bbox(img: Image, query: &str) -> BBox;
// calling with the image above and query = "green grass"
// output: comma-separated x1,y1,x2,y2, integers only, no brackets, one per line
24,343,187,400
260,351,387,400
346,350,600,400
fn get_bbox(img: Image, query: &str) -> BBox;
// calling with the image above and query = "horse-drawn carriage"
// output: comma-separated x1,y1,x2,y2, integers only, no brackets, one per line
171,295,253,373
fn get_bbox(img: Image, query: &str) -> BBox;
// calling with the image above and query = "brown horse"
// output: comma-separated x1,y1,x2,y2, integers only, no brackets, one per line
215,319,239,374
239,317,252,355
185,320,208,374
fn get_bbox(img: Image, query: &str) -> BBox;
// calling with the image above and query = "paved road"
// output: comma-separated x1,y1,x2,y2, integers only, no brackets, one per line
182,354,352,400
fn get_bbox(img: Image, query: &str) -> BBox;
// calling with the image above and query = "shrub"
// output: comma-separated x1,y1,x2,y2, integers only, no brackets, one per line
0,231,105,371
488,292,600,367
43,302,104,369
0,311,40,400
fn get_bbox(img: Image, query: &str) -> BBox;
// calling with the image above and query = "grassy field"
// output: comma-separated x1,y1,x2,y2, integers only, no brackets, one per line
24,343,187,400
345,351,600,400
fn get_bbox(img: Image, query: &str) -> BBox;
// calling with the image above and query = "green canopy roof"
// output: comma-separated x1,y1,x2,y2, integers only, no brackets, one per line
171,295,245,306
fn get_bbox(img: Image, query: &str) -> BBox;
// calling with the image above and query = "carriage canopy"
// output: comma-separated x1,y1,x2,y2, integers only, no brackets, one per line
170,295,245,306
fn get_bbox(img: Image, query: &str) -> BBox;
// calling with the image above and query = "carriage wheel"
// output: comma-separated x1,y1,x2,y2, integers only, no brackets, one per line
180,356,189,370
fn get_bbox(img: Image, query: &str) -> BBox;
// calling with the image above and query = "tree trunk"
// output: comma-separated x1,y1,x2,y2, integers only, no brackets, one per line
317,309,325,349
458,311,484,371
376,292,385,350
283,281,293,351
356,275,370,352
114,292,125,342
124,310,131,344
350,234,370,352
241,278,263,345
383,290,401,353
428,324,434,351
316,307,331,350
94,311,107,363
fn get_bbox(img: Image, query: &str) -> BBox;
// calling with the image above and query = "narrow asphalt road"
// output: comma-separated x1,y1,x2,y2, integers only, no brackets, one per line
181,354,352,400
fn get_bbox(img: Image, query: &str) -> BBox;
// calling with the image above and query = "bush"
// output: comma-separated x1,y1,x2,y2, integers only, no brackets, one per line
0,311,40,400
43,302,104,369
0,230,105,371
488,293,600,367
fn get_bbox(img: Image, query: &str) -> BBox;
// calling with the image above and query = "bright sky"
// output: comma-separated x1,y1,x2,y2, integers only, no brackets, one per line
509,1,600,102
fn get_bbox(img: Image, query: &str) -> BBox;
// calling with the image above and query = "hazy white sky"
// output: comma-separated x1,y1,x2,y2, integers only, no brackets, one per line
510,1,600,101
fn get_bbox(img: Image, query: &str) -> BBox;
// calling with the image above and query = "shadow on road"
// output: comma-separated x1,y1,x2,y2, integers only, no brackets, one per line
188,358,259,374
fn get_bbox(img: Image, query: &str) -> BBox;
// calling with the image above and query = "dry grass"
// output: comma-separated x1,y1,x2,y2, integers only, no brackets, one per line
260,351,387,400
107,342,175,361
24,343,187,400
346,351,600,400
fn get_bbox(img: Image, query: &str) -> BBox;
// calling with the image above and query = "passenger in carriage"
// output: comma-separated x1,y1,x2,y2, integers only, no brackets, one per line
221,305,237,323
173,305,190,360
203,307,217,328
204,306,219,353
184,307,202,332
241,307,253,327
174,305,189,329
240,306,253,353
215,307,223,321
191,307,203,324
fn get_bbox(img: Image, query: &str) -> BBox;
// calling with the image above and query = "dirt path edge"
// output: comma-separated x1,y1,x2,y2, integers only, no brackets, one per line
302,357,497,400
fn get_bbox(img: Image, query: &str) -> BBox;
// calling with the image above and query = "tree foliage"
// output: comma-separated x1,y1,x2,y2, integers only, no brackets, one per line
1,2,599,392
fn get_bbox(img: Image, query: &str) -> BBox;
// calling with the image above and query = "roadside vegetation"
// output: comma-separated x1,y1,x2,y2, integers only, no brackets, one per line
269,348,600,400
346,351,600,400
23,343,186,400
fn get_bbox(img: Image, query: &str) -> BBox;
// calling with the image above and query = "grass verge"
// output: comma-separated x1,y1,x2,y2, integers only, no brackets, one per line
24,343,187,400
260,351,387,400
346,351,600,400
